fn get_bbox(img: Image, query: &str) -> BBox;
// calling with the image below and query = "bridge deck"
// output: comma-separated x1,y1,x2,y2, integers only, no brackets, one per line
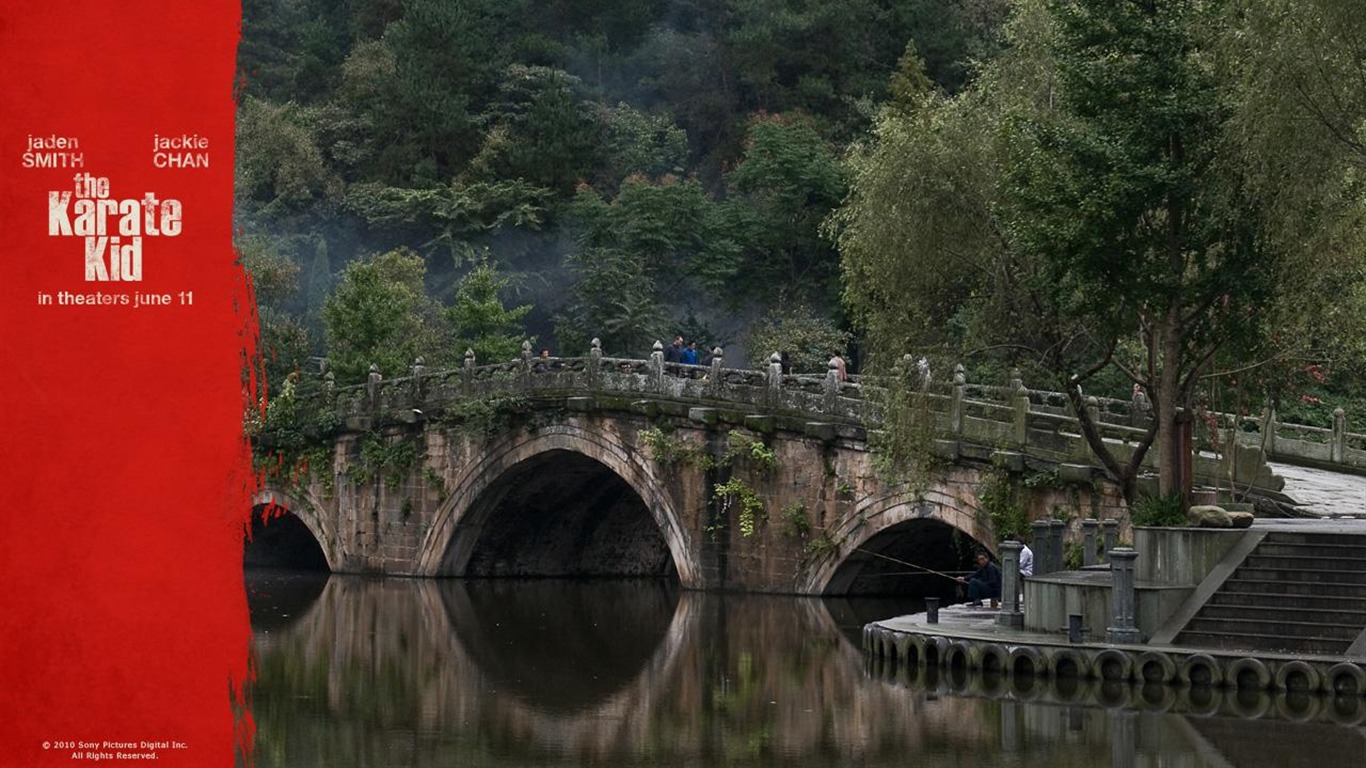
1272,462,1366,518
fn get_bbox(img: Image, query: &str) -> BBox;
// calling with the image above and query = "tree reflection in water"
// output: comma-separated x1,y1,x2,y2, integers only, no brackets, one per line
245,573,1366,768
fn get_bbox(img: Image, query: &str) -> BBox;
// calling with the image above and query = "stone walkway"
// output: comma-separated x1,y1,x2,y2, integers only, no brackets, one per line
1270,462,1366,518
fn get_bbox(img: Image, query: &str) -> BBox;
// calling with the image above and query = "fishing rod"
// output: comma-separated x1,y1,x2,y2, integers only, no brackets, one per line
853,548,962,582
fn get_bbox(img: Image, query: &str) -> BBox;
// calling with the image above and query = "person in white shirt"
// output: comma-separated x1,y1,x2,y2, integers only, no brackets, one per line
1019,543,1034,577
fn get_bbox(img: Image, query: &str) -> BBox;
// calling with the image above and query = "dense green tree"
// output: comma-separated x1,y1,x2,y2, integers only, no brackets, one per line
555,246,666,358
447,258,534,364
322,248,451,382
838,0,1357,505
746,302,850,373
725,113,847,300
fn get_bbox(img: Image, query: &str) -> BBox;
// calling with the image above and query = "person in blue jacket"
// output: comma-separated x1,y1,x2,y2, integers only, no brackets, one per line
958,551,1001,607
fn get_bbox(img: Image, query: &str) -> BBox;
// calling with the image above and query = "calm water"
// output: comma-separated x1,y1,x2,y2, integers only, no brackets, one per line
245,572,1366,768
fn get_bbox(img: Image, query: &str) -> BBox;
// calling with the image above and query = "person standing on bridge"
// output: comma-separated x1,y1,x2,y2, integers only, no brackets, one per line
665,335,684,364
958,552,1001,607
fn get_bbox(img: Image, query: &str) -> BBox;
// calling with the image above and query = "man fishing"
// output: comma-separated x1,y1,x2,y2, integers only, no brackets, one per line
957,551,1001,607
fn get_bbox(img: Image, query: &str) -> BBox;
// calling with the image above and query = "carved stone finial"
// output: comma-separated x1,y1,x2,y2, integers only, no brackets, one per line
712,347,722,358
522,340,532,352
591,337,601,350
828,357,840,370
368,363,379,373
953,363,966,385
770,352,781,364
414,356,425,366
653,340,664,352
464,348,475,360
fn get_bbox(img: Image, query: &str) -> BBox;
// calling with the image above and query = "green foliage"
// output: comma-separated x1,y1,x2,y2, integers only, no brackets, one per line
235,98,335,217
746,302,850,374
446,258,532,364
353,433,419,490
780,501,811,539
437,395,530,440
724,432,778,474
977,467,1030,543
1130,494,1189,528
713,477,766,538
321,248,451,383
638,426,710,467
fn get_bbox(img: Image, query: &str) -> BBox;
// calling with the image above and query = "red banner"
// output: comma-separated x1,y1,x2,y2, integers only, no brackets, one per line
0,4,253,766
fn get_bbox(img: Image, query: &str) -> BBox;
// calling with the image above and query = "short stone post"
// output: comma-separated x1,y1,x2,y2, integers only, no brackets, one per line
1031,520,1054,575
462,349,475,396
649,340,665,393
322,370,335,404
924,597,940,624
366,363,382,409
1332,407,1347,463
1130,386,1150,428
411,356,426,403
823,358,841,412
766,352,783,409
997,540,1024,629
1010,367,1029,447
1106,548,1142,644
1101,519,1119,563
1081,518,1099,567
950,364,966,434
708,347,724,397
1049,519,1067,573
1260,401,1278,455
588,338,603,390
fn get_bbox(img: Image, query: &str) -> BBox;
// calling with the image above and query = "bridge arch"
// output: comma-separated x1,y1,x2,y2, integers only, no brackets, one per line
803,483,994,596
415,424,700,585
248,487,338,572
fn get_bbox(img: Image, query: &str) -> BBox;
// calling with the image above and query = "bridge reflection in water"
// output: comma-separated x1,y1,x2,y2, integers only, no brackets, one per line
245,573,1363,767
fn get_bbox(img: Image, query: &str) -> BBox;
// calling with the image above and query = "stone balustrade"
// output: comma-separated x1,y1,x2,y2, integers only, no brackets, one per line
271,340,1364,479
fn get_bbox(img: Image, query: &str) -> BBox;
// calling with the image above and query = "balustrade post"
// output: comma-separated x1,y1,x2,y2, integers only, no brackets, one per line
1031,519,1053,575
1261,401,1278,455
649,340,665,393
708,347,724,398
1010,367,1029,447
366,363,382,411
1101,519,1119,563
767,352,783,409
997,540,1024,629
411,356,426,404
1106,548,1142,644
588,338,603,391
322,370,335,405
1130,386,1150,428
1332,407,1346,463
461,348,475,396
1081,518,1099,567
1049,519,1067,573
951,364,966,435
520,340,533,389
824,358,840,413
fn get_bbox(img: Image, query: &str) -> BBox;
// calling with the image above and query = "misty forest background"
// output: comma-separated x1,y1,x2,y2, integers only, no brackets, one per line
236,0,1366,452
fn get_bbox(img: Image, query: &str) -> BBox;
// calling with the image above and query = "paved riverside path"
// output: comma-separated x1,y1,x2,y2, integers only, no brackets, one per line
1272,462,1366,518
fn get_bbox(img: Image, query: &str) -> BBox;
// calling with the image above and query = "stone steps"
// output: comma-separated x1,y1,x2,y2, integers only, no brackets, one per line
1175,531,1366,656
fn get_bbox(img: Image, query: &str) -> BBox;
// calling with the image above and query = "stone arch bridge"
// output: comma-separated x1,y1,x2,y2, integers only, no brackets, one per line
249,342,1304,596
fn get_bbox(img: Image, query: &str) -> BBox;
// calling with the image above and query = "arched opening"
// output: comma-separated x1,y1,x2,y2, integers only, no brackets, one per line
451,450,679,579
822,518,981,597
244,505,328,572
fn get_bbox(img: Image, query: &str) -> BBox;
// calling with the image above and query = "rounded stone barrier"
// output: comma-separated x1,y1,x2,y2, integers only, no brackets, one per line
895,635,920,669
974,643,1009,676
1136,651,1178,684
1007,645,1048,679
1325,662,1366,696
1094,649,1134,682
1273,660,1323,694
921,635,949,669
1177,653,1224,688
1227,657,1272,692
944,641,973,673
1047,647,1090,680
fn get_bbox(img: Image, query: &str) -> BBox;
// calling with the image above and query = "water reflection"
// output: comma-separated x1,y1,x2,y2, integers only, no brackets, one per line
246,573,1366,767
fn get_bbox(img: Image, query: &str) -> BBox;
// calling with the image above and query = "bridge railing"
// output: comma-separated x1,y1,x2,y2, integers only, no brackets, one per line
281,341,1364,477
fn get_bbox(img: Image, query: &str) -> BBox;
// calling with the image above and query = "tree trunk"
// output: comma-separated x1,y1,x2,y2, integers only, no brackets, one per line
1154,304,1187,506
